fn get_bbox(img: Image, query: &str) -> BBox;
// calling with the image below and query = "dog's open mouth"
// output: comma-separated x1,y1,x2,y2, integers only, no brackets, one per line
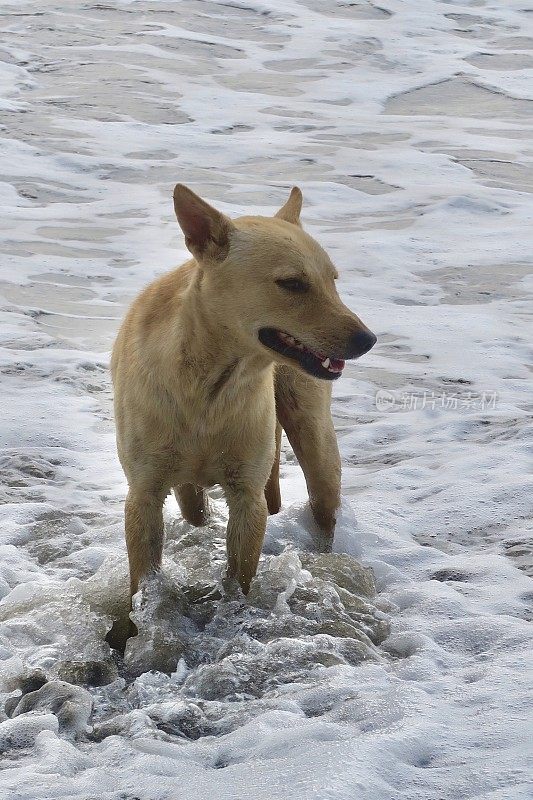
258,328,345,380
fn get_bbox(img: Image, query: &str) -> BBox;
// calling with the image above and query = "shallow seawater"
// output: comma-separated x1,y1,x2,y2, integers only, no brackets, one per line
0,498,389,741
0,0,532,798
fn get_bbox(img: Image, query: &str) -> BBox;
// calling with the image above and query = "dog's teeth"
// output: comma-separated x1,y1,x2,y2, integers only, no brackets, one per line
321,358,330,369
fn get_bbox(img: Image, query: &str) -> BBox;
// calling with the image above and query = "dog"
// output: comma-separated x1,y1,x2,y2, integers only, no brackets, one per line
111,184,376,605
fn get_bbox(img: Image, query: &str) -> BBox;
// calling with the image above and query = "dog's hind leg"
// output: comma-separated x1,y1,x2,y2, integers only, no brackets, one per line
264,421,282,514
174,483,208,527
275,367,341,539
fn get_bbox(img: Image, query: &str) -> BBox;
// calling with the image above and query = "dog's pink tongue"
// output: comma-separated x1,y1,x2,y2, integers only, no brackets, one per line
332,358,345,371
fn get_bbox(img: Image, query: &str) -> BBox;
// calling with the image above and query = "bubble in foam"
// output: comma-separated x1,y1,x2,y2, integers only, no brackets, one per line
0,713,58,753
8,680,93,737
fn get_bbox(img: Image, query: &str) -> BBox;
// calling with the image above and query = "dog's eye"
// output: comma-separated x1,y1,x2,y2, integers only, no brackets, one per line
276,277,309,293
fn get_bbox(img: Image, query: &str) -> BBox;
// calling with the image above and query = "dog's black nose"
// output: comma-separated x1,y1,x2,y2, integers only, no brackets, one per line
346,329,377,359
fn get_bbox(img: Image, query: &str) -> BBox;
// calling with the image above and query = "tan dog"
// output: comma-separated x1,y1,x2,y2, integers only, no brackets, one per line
111,185,376,604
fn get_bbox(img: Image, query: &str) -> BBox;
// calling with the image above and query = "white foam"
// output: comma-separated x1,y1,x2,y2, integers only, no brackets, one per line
0,0,532,797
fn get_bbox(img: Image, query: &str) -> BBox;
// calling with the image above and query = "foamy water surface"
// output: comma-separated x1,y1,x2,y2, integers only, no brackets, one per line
0,1,532,798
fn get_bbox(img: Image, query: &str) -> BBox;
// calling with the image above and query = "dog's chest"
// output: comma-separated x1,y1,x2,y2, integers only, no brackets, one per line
169,394,276,489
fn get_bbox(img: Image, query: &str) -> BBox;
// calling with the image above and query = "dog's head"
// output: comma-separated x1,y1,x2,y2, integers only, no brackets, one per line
173,184,376,380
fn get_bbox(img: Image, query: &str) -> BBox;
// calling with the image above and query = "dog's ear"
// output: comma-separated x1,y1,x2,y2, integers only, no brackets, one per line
173,184,234,263
274,186,303,225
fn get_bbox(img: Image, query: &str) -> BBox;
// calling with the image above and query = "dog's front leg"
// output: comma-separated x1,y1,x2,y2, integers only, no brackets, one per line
125,484,166,601
224,485,268,594
275,368,341,539
283,416,341,540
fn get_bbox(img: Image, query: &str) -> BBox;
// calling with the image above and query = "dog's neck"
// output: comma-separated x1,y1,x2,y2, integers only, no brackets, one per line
174,267,274,399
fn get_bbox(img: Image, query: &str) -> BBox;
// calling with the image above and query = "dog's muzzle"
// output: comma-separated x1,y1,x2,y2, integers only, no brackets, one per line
258,328,346,380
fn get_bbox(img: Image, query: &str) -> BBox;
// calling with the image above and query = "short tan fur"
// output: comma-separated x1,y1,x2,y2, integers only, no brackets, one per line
111,185,376,607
